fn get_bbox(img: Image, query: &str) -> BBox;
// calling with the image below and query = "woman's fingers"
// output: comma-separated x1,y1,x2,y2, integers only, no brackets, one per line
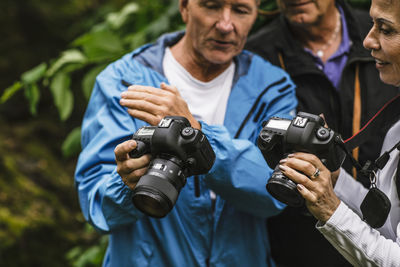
278,163,318,191
279,152,341,222
297,184,318,203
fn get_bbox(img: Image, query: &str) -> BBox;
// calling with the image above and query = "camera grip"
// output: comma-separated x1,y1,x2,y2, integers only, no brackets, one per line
129,141,149,158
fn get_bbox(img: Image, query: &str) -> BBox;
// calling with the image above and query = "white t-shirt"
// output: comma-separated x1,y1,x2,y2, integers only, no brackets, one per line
162,47,234,125
163,47,235,202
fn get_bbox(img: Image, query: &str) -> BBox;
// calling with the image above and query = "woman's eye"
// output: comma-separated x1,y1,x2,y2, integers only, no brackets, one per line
380,27,392,35
376,21,394,35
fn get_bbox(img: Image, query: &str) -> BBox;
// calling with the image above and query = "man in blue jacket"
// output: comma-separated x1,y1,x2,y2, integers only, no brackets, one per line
75,0,297,266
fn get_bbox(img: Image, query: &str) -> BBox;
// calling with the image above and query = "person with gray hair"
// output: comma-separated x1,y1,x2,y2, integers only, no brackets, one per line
74,0,297,266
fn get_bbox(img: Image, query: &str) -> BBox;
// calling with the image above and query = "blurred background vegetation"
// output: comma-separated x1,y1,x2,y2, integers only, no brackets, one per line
0,0,371,266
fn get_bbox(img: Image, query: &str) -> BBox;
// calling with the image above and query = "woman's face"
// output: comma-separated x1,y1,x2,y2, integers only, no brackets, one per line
363,0,400,87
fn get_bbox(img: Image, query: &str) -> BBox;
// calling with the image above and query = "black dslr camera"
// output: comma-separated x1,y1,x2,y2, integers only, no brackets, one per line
129,116,215,218
257,112,346,207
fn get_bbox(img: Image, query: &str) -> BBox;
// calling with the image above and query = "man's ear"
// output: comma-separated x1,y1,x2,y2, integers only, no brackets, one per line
179,0,189,23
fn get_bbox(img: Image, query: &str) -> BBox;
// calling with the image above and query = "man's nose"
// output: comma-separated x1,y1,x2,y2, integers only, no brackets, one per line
216,8,234,33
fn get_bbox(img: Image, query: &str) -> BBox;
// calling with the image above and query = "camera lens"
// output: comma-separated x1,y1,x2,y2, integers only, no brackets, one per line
132,191,171,218
132,156,186,218
266,165,304,207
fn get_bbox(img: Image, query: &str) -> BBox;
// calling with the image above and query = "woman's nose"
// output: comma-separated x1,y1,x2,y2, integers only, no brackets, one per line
363,27,380,51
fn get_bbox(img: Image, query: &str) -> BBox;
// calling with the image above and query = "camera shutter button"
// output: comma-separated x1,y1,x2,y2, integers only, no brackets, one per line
316,128,330,141
181,127,195,139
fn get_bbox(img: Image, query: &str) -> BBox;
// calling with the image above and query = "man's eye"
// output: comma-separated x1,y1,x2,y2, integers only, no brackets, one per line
234,7,250,14
203,2,220,9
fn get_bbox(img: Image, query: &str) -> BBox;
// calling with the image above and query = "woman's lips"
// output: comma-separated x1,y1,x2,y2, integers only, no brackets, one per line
374,57,390,68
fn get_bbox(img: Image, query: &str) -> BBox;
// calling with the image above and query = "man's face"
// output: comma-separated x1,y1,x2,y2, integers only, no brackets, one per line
277,0,335,26
180,0,258,65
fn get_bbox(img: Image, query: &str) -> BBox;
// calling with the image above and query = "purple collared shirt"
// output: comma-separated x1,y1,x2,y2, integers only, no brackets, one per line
304,5,351,90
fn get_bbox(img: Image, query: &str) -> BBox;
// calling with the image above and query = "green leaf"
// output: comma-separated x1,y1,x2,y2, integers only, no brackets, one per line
74,29,125,62
1,82,23,103
125,30,147,50
66,233,107,267
65,246,82,262
62,127,81,158
24,84,40,115
145,2,180,40
21,63,47,84
47,49,87,77
50,72,74,121
82,64,107,100
106,3,139,29
74,246,102,267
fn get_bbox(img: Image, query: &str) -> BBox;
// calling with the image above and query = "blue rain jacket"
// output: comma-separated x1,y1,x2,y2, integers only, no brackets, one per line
75,31,297,267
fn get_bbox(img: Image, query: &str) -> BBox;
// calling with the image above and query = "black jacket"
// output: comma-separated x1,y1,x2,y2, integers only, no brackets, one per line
246,1,399,266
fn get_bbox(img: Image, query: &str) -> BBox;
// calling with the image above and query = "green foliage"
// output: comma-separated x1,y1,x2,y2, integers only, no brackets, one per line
21,63,48,84
0,82,23,104
0,118,96,267
1,63,47,114
1,0,183,158
50,72,74,120
66,225,108,267
62,127,82,158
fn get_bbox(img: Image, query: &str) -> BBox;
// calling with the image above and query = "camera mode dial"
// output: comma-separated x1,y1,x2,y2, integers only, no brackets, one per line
181,127,195,139
316,127,330,141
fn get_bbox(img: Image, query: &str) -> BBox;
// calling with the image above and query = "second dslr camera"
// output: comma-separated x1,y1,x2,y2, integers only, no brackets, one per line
257,112,346,207
129,116,215,218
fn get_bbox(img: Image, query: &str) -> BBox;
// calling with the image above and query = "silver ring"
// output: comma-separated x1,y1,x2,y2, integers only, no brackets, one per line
311,168,320,178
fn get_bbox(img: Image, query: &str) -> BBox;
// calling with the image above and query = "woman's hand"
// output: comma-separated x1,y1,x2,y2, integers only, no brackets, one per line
279,152,341,223
120,83,201,129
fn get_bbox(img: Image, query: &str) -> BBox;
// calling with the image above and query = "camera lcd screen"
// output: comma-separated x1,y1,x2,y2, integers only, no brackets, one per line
266,119,291,131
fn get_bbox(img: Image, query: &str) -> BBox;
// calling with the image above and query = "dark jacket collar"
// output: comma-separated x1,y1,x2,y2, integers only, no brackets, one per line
263,0,371,72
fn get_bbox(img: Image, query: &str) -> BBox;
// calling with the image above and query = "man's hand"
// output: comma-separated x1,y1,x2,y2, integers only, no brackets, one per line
120,82,201,129
114,140,151,190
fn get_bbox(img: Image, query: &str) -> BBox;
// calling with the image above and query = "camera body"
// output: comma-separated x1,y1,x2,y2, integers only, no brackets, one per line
257,112,346,207
129,116,215,218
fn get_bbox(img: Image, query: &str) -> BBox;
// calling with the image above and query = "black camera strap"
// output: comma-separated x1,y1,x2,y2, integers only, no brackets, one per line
338,93,400,228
